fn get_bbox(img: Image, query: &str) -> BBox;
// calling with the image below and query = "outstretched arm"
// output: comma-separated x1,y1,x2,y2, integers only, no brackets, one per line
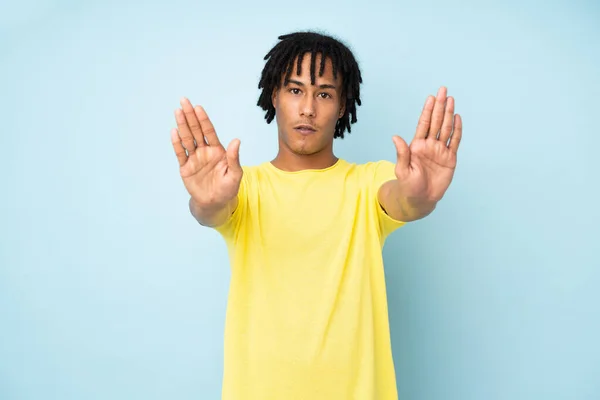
378,86,463,222
171,97,243,227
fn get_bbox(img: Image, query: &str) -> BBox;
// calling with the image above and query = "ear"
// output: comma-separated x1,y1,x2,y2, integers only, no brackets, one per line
271,88,278,109
338,102,346,118
338,90,346,118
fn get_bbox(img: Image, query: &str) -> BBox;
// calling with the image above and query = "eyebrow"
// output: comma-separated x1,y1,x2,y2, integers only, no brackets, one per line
286,79,337,90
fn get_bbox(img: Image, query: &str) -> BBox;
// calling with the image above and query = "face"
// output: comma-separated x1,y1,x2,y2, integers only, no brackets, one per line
271,53,345,156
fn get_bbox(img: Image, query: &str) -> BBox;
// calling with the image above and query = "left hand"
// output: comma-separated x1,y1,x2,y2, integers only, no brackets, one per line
392,86,463,202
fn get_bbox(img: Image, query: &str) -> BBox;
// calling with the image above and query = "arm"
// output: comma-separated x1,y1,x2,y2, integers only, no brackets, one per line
378,179,437,222
189,196,239,227
382,86,463,222
171,97,243,229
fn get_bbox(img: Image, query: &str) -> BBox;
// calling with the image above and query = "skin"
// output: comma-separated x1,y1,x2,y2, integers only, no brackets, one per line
269,53,346,172
171,52,463,225
171,100,243,227
379,86,463,221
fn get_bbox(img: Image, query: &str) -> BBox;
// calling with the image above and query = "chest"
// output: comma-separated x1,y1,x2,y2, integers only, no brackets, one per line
248,178,371,246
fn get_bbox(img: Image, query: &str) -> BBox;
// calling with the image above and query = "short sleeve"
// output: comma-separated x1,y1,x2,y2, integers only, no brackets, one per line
212,167,248,241
371,160,406,240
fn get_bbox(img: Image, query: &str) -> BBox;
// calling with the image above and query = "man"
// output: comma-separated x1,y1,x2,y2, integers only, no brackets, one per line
170,31,462,400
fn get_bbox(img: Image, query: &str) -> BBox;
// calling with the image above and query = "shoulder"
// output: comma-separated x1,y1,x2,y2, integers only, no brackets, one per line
356,159,395,171
239,162,270,187
349,160,397,187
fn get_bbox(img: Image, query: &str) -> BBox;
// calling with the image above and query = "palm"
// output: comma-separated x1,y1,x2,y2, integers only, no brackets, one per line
393,87,462,203
180,143,225,178
398,138,457,200
171,98,242,207
181,145,237,203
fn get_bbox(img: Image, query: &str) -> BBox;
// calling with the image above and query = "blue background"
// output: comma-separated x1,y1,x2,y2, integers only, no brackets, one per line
1,0,599,399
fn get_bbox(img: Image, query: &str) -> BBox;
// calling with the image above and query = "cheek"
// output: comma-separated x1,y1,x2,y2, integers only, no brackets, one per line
326,107,341,124
276,98,294,119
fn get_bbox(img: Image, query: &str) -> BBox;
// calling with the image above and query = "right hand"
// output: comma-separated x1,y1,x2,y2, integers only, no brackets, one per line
171,97,242,208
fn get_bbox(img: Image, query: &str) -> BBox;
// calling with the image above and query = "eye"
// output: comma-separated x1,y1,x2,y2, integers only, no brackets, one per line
290,88,301,95
319,93,332,99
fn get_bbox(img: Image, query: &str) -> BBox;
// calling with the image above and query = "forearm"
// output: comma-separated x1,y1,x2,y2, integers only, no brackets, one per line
378,180,438,222
189,196,239,227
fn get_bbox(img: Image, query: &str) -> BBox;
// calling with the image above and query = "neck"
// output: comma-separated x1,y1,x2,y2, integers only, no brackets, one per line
270,150,338,172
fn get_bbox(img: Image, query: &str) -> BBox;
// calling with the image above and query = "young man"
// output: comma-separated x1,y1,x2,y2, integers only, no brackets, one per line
171,31,462,400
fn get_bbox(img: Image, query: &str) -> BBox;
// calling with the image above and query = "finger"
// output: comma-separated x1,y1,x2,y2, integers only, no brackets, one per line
428,86,447,140
449,114,462,154
226,138,242,175
414,96,434,139
175,108,197,153
180,97,207,148
392,135,410,174
439,96,455,144
171,128,188,167
195,105,222,147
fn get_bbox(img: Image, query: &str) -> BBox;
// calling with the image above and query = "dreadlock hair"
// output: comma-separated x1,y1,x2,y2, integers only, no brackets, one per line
257,31,363,139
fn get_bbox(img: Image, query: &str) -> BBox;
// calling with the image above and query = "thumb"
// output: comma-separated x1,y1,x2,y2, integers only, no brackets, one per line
226,138,242,175
392,135,410,172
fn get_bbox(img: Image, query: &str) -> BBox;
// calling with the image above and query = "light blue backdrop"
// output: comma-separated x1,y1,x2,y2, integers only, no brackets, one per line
1,0,599,399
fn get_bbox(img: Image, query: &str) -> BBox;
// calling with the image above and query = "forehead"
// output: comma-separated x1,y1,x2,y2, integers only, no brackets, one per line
284,52,342,86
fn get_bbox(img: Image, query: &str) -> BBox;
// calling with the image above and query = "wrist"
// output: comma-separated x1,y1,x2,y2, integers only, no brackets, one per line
382,180,438,222
190,196,228,211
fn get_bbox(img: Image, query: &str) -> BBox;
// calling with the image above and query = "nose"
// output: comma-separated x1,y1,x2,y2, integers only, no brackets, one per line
300,96,315,117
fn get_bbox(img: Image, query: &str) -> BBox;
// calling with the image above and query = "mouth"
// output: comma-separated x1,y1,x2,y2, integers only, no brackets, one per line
294,125,317,135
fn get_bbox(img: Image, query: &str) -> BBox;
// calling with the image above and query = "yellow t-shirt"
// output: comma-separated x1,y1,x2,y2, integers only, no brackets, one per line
213,158,406,400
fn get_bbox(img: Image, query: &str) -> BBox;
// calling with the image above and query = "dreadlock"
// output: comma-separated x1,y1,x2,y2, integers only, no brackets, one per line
257,31,363,139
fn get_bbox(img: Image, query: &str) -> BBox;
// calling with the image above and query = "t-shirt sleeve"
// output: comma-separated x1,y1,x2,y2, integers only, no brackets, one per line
212,167,248,241
371,160,406,240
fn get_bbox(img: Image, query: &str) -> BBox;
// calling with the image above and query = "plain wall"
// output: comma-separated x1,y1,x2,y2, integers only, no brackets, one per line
1,0,599,398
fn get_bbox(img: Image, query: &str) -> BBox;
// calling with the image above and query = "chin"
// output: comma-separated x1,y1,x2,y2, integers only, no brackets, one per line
282,132,327,156
291,146,313,155
284,139,313,155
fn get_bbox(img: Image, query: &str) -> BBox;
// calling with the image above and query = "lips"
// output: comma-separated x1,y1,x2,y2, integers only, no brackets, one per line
294,124,316,135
